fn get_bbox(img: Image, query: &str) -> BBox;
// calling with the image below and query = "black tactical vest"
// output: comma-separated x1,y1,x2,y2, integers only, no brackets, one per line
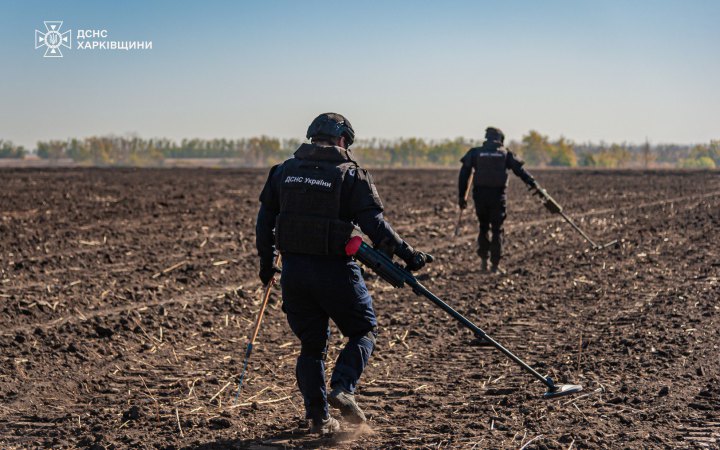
473,146,509,188
274,145,357,256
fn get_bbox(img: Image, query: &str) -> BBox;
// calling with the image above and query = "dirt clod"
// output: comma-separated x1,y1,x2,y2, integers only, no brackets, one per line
95,325,114,338
208,417,232,429
123,406,142,421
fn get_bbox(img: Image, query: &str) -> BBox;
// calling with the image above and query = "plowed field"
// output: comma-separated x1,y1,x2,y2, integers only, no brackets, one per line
1,168,718,449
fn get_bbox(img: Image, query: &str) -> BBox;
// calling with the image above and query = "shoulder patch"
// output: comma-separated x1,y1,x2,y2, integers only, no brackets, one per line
283,174,334,191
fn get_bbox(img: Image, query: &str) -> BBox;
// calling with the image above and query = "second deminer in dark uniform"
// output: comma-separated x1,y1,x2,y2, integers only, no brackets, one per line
256,113,431,435
458,127,536,273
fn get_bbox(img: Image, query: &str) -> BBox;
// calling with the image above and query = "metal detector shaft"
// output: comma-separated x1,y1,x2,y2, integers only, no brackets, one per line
345,236,554,390
234,254,281,402
405,278,554,389
558,211,599,248
533,185,602,249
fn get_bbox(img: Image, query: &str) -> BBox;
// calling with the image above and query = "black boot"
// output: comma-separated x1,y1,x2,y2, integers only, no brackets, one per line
310,415,340,435
328,388,367,423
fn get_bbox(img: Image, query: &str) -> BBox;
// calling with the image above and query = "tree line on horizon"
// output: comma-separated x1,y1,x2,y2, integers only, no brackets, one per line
0,134,717,169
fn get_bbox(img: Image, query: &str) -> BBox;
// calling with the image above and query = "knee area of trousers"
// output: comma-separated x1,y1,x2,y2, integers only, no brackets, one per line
300,341,327,360
351,328,377,348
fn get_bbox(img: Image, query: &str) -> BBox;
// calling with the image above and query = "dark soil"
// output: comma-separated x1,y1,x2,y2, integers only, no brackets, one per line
0,168,718,449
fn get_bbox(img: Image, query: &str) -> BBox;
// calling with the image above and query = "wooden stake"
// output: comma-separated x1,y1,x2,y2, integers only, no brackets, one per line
454,170,473,237
248,254,281,345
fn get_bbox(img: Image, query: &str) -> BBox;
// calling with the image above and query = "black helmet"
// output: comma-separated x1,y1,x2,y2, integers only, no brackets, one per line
306,113,355,147
485,127,505,144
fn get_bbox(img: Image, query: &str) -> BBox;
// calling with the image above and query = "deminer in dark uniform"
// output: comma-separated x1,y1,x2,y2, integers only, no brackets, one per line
458,127,536,273
256,113,432,435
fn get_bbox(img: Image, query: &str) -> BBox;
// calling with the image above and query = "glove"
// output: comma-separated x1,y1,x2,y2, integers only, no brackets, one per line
404,251,433,271
396,242,434,271
259,259,281,285
458,198,467,210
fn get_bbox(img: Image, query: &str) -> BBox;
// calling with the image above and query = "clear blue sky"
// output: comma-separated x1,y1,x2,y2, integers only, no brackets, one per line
1,0,718,148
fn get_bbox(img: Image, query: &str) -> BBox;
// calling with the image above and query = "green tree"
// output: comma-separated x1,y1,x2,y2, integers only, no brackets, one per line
521,131,552,166
710,140,720,165
548,137,577,167
683,141,720,167
592,144,631,168
427,138,470,166
36,140,67,160
680,156,716,169
0,140,26,158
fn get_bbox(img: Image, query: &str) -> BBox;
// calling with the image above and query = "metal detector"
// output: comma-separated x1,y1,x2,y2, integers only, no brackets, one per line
345,236,583,399
532,185,617,250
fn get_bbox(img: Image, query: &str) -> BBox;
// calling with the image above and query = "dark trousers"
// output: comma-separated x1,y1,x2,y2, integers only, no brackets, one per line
473,189,507,265
281,254,377,421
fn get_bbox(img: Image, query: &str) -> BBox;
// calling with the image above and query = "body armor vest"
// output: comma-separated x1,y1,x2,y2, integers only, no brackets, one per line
473,146,509,188
275,151,356,256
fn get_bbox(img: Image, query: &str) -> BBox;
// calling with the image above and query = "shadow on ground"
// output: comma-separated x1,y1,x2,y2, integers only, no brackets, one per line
184,424,373,450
